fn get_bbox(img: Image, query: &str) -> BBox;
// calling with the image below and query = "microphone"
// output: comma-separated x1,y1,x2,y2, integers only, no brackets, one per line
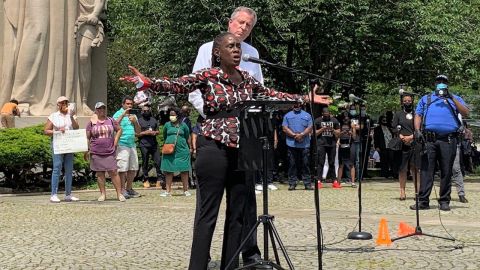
399,89,420,96
396,125,402,131
242,54,276,66
349,94,367,103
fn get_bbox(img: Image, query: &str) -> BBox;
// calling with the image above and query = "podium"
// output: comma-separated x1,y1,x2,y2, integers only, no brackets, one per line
226,100,297,270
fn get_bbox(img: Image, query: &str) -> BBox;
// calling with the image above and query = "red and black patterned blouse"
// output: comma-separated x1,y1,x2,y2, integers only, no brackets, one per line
146,67,303,148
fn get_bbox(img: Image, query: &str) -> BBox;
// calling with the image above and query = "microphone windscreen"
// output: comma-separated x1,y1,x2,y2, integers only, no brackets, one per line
242,54,250,62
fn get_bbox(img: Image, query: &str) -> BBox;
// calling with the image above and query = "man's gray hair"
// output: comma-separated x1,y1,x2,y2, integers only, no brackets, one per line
230,6,257,26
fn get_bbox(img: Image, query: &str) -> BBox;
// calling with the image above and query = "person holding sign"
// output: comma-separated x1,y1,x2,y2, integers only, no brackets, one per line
160,107,191,197
44,96,80,203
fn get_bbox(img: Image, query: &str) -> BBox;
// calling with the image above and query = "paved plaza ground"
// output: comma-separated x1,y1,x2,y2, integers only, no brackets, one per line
1,179,480,269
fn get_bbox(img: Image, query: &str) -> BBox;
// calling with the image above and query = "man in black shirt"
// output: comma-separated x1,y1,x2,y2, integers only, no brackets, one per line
314,107,340,182
138,105,164,188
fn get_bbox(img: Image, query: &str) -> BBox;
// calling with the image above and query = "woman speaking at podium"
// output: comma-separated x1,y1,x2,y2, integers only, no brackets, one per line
122,32,325,270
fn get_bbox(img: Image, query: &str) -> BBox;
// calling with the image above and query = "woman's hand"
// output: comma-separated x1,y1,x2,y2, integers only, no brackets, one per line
119,65,152,91
303,93,333,105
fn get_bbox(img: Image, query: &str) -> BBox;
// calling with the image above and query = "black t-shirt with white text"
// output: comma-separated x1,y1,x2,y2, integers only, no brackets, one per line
314,116,340,146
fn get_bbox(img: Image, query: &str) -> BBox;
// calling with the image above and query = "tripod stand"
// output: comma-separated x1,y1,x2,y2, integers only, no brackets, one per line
225,101,296,270
391,140,455,242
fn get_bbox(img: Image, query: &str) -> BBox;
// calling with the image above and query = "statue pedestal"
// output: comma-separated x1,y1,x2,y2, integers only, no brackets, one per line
15,116,92,129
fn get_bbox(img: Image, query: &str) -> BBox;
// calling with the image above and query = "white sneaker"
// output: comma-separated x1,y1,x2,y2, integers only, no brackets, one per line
160,192,171,197
64,195,80,202
50,195,61,203
184,191,192,197
255,184,263,191
268,184,278,191
97,194,106,202
255,190,261,195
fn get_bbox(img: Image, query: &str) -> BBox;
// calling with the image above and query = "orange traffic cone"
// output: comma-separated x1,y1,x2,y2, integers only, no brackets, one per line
376,218,392,246
317,180,323,189
332,180,342,189
397,221,415,237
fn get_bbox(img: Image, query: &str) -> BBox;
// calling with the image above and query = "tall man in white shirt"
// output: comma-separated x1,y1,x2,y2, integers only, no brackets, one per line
189,6,263,267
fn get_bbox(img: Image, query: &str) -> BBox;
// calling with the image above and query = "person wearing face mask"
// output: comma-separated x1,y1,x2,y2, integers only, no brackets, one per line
282,102,314,190
411,74,469,211
373,115,394,178
178,105,197,189
350,104,372,180
392,94,420,200
314,107,340,183
44,96,80,203
138,105,165,188
160,108,191,197
358,104,373,178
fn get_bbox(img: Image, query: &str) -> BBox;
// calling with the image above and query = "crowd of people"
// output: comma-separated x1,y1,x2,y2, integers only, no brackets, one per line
0,5,474,270
43,95,195,203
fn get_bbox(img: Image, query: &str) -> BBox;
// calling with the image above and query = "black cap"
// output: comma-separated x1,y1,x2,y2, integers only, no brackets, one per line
435,74,448,83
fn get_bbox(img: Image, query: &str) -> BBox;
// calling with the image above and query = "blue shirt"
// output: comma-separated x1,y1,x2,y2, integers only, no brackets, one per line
415,92,466,135
282,110,313,148
113,108,137,147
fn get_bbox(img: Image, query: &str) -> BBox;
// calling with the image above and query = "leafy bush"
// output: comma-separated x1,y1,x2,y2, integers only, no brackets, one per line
0,125,91,189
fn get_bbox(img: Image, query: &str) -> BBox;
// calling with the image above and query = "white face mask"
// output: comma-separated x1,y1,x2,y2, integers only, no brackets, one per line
169,116,177,122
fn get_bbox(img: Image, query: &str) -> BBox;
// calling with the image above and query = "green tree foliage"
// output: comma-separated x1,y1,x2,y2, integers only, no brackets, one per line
107,0,479,117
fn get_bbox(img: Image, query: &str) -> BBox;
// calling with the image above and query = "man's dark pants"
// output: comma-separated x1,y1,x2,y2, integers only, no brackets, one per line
287,147,311,187
419,137,457,206
139,145,163,180
317,145,336,180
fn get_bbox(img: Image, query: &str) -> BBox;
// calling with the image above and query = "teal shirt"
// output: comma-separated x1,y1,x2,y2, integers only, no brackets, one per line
113,108,136,147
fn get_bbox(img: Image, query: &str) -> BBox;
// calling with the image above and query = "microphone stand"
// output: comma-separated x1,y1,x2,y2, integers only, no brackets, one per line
245,59,351,270
347,111,372,240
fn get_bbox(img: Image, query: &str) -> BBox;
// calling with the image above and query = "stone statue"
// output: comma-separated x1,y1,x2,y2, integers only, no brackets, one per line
75,0,107,115
0,0,107,116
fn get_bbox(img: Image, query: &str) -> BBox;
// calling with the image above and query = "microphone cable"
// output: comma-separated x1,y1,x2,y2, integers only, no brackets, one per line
431,179,458,241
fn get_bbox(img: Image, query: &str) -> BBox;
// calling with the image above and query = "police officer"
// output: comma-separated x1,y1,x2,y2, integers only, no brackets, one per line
411,75,470,211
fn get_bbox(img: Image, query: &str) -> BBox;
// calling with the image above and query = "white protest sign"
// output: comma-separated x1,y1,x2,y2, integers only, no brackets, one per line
53,129,88,154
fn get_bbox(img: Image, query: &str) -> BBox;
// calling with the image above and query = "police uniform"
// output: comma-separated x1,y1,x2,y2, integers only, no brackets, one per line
414,91,467,208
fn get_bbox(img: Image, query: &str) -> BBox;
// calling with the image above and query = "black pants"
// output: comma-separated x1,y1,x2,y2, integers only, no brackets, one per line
317,145,336,180
360,139,371,177
139,145,162,179
189,136,247,270
419,138,457,205
379,148,394,177
287,147,311,186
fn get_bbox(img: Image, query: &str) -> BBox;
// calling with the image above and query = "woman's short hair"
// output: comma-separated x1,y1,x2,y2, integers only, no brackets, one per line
211,32,234,67
230,6,257,26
